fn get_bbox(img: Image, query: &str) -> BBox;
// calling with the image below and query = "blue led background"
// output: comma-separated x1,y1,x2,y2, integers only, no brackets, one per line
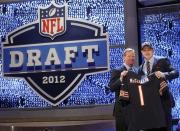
139,5,180,119
0,0,125,108
0,0,179,120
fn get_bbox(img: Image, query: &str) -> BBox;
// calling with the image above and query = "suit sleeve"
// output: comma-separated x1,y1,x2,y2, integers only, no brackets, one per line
109,69,122,92
138,65,144,76
161,58,179,80
149,73,167,96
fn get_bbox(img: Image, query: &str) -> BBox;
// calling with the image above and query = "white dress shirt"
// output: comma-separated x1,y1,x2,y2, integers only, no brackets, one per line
123,63,133,71
143,56,154,75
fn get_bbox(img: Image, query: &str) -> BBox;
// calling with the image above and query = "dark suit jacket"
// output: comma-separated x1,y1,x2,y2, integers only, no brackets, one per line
109,65,130,131
138,56,179,107
109,65,136,117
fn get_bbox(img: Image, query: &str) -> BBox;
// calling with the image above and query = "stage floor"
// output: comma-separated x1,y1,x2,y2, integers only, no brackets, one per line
0,120,179,131
0,120,115,131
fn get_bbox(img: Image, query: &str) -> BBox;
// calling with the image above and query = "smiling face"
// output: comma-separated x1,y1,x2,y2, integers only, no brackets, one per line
141,46,154,60
123,50,135,67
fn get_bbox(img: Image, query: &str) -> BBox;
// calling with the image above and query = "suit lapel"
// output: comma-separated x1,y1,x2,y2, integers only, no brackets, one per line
121,65,127,71
139,62,145,75
132,67,138,73
122,64,138,73
152,57,158,72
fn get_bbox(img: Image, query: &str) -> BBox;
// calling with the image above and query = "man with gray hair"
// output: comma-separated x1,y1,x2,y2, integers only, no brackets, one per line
109,48,136,131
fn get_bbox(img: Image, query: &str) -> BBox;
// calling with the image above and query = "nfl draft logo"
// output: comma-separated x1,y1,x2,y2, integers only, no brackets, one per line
39,3,66,39
2,1,109,106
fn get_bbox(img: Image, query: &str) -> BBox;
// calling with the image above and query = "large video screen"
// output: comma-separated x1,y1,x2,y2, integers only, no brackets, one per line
0,0,125,108
139,4,180,119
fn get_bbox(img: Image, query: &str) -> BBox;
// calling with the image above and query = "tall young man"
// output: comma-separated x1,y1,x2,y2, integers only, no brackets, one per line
139,42,179,131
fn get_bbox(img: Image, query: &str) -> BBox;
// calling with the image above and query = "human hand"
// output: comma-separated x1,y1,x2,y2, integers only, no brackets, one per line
120,71,128,81
155,71,165,79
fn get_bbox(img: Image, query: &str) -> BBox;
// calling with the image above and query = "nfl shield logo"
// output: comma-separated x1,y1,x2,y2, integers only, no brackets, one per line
39,2,66,39
2,1,109,106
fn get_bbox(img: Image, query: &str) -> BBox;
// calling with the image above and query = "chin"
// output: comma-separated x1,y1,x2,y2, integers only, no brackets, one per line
145,56,151,59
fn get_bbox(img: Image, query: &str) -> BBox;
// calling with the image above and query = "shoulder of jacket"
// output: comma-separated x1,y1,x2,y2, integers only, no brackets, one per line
154,55,167,60
112,66,125,72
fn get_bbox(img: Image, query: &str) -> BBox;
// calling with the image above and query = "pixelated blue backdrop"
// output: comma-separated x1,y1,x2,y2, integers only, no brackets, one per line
0,0,179,119
0,0,124,108
139,4,180,119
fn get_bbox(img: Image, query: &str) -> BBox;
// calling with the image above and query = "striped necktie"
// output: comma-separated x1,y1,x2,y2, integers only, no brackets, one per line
146,61,151,75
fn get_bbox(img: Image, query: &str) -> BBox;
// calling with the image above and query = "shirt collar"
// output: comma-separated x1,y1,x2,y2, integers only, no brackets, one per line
123,63,132,70
145,56,154,64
